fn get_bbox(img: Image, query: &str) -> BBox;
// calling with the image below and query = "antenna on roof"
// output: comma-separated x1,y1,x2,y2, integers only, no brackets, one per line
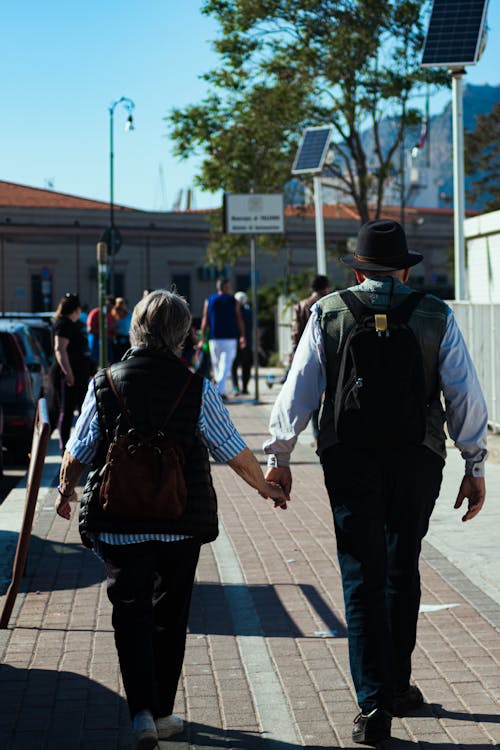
44,178,55,190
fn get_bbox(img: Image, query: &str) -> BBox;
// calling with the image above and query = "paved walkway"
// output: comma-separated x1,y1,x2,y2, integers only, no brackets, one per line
0,388,499,749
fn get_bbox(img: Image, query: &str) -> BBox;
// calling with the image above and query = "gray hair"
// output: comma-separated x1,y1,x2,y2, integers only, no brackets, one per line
130,290,191,352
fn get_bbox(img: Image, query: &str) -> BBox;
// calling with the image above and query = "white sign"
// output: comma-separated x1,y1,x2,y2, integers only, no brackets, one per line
224,193,284,234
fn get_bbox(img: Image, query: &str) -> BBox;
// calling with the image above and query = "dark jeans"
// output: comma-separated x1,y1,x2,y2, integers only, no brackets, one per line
321,444,444,713
231,347,252,392
57,379,86,453
101,539,201,719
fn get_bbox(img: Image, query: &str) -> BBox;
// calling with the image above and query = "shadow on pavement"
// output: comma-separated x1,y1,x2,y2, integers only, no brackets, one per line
190,582,347,639
172,722,498,750
0,533,105,596
0,663,131,749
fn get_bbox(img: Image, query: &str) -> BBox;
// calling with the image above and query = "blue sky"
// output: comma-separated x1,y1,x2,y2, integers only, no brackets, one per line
0,0,498,211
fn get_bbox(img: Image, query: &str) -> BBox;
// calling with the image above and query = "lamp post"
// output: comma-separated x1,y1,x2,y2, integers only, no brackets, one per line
108,96,135,295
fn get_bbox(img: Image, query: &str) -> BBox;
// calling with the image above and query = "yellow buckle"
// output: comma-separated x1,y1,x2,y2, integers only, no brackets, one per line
374,314,388,335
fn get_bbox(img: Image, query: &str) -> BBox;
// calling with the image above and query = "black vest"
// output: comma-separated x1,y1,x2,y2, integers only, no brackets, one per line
79,347,218,545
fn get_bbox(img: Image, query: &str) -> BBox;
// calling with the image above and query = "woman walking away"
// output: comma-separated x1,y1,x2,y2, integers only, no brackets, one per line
49,293,92,454
54,290,287,750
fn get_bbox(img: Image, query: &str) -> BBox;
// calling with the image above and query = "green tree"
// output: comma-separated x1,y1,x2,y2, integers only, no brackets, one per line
465,101,500,212
168,0,447,264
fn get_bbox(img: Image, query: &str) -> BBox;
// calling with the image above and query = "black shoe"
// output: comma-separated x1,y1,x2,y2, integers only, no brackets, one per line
352,708,391,745
392,684,424,717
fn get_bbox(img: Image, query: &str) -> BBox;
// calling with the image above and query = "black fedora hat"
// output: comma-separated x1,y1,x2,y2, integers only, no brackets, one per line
341,219,423,271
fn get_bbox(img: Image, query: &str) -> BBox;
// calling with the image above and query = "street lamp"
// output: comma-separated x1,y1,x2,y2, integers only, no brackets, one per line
108,96,135,295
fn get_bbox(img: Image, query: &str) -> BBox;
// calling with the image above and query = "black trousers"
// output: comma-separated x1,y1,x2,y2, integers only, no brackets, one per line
321,444,444,713
101,539,201,719
231,347,252,391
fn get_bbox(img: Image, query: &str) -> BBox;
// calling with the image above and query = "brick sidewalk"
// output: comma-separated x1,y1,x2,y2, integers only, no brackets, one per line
0,398,499,749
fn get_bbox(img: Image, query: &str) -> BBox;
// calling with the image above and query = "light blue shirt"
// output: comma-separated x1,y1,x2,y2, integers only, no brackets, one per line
67,376,246,544
264,278,488,476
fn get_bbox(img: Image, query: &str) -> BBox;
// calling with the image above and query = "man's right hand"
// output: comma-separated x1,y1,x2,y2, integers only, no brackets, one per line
265,466,292,500
454,475,486,522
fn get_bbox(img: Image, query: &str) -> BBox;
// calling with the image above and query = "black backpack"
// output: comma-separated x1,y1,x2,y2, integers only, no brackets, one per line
334,290,427,449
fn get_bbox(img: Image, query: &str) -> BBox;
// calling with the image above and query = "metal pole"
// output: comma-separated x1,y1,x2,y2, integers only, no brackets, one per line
250,235,259,403
313,176,327,274
97,242,108,368
109,106,115,297
451,68,466,300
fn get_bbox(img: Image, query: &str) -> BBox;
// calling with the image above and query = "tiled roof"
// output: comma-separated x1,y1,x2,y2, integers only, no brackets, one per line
285,203,479,220
0,180,117,210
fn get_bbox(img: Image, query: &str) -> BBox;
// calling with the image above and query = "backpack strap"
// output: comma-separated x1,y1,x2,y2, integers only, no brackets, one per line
388,291,425,323
338,290,369,322
105,365,194,434
339,289,425,323
159,369,194,432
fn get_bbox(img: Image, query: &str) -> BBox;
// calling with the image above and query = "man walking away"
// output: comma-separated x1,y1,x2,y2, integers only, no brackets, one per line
199,278,245,400
291,274,330,355
263,219,488,746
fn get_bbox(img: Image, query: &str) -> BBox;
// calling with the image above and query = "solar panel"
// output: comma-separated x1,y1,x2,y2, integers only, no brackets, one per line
421,0,488,67
291,127,332,175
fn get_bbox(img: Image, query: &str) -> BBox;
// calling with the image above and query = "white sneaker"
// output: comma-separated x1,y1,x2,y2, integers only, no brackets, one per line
133,709,159,750
156,714,185,739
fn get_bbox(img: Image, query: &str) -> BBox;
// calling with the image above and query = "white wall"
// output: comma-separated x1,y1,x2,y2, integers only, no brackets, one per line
465,209,500,303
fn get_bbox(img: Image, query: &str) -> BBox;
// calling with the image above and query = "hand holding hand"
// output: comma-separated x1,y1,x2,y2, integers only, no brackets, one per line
259,480,289,509
454,475,485,522
265,466,292,500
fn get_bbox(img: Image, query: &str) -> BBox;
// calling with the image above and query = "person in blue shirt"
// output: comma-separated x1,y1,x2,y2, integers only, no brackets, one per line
199,278,245,400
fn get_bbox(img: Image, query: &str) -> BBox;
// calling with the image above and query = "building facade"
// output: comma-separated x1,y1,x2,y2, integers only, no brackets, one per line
0,181,460,318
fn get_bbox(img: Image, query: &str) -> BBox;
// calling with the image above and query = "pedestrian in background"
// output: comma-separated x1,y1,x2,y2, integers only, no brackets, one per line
87,295,116,365
49,293,91,454
54,290,286,750
112,297,132,361
264,219,487,745
199,278,245,400
290,274,330,442
231,291,253,396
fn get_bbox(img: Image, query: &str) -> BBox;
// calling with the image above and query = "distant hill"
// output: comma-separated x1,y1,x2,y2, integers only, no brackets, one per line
362,84,500,210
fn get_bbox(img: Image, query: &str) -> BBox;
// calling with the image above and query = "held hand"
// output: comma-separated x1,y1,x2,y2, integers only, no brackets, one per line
239,336,246,350
454,475,486,522
55,490,77,520
265,466,292,500
259,480,289,509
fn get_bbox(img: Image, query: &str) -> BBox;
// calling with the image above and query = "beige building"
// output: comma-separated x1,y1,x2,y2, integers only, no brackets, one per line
0,180,461,318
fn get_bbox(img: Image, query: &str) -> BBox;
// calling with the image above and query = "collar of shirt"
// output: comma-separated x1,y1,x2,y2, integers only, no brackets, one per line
349,276,412,308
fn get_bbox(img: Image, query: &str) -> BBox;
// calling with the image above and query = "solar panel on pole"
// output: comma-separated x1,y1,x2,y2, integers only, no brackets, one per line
291,127,332,175
420,0,489,301
291,126,333,274
421,0,488,68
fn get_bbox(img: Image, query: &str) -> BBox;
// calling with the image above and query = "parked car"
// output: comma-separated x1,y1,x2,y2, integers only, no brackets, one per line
0,313,54,366
0,330,36,460
0,404,4,477
0,320,49,400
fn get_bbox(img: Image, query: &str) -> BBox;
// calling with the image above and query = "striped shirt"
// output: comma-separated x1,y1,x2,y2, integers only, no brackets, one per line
67,376,246,545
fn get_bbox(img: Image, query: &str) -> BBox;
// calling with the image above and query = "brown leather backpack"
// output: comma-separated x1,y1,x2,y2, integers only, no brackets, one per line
98,366,193,520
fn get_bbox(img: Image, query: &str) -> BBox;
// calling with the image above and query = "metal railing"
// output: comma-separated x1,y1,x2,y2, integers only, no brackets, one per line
0,398,51,628
448,302,500,433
